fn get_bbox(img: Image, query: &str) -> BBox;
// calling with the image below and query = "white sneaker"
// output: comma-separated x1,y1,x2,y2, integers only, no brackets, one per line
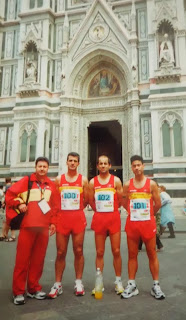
13,294,25,305
121,281,139,299
151,284,165,300
115,280,124,294
74,281,85,296
27,291,46,300
48,283,63,299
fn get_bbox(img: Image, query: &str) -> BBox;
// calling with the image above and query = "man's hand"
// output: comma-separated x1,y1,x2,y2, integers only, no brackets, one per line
18,203,27,213
49,224,56,236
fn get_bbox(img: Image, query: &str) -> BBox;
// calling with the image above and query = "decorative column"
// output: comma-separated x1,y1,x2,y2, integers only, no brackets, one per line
58,103,72,174
10,121,20,167
129,0,141,156
36,119,45,158
0,0,5,22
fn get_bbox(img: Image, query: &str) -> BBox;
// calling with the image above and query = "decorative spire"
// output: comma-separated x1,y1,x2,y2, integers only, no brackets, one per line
131,0,136,33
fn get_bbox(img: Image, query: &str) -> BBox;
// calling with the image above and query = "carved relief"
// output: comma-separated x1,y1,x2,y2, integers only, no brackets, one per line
8,0,16,20
70,20,82,39
117,11,131,31
57,25,63,51
19,122,37,137
56,60,62,91
139,48,148,82
160,111,183,128
141,118,152,160
5,31,14,58
2,67,11,96
52,124,60,163
89,15,109,43
137,9,147,40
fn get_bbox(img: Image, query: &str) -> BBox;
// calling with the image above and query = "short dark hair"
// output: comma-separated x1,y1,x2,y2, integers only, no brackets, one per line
5,178,11,183
97,155,111,165
67,152,80,162
130,155,144,164
35,157,49,166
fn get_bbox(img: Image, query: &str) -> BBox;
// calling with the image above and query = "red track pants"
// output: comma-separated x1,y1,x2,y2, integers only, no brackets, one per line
13,227,49,296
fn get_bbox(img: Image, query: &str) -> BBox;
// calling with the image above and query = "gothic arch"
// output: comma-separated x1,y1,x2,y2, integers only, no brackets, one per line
160,111,183,128
19,122,38,137
66,49,130,98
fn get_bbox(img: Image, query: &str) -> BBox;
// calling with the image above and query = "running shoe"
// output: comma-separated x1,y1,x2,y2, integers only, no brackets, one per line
74,281,85,296
48,283,63,299
27,291,46,299
121,281,139,299
115,280,124,294
151,284,165,300
13,294,25,305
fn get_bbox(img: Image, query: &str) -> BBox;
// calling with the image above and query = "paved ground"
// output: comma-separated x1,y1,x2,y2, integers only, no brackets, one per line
0,208,186,320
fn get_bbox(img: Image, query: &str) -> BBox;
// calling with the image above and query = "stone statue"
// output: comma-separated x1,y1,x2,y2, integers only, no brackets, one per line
26,60,37,81
159,33,175,65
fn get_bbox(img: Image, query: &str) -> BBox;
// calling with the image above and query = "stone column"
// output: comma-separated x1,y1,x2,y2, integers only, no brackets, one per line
58,107,72,174
0,0,5,21
36,119,45,158
10,120,20,167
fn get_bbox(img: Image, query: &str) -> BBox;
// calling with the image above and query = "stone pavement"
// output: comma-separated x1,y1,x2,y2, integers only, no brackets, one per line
0,208,186,320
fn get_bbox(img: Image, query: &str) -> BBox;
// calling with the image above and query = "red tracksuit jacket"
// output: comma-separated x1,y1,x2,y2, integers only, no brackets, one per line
5,173,60,228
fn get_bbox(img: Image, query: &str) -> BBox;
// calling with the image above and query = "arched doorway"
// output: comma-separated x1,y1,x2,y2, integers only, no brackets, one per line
88,120,122,181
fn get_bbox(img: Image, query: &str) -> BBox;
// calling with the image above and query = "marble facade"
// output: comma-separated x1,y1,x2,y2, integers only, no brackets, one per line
0,0,186,200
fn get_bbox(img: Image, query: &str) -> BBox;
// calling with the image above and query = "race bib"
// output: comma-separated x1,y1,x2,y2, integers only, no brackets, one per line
130,198,150,221
95,190,114,212
61,188,80,210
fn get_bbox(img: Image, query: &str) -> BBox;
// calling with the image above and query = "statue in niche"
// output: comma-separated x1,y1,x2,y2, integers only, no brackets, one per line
159,33,175,66
26,60,37,81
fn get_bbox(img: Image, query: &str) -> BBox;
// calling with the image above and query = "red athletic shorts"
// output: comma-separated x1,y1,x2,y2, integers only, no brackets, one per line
125,215,156,241
56,211,87,235
91,212,121,235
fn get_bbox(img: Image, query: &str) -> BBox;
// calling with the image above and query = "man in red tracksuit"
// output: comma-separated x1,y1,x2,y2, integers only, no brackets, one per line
5,157,59,305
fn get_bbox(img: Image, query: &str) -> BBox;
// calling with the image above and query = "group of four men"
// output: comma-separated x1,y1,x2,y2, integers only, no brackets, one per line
5,152,165,305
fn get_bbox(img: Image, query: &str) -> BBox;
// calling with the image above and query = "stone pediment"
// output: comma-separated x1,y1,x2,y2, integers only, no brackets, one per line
154,0,177,29
68,0,129,61
21,22,42,53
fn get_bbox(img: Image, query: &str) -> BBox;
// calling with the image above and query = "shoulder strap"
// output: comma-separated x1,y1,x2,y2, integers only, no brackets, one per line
25,176,34,205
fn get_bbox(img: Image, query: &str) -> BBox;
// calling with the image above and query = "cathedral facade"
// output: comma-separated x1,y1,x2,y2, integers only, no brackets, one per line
0,0,186,200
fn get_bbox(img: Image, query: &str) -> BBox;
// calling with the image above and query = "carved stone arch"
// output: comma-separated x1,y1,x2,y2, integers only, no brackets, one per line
67,49,130,98
157,19,175,39
21,21,42,54
19,122,38,137
154,1,177,31
82,63,124,99
160,111,183,128
24,39,38,52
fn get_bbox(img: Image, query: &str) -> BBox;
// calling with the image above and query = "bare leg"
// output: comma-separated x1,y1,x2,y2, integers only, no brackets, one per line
55,233,70,282
95,233,107,272
110,232,122,276
127,236,139,279
145,236,159,280
72,230,85,279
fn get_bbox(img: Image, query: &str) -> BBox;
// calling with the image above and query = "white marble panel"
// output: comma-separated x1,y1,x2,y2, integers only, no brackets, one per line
0,127,7,165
